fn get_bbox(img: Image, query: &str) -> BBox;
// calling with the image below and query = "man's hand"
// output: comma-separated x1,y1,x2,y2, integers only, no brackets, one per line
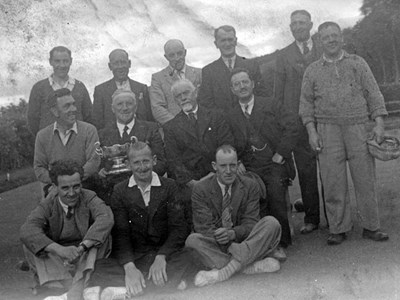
54,245,81,262
124,263,146,297
98,168,108,178
214,228,235,245
306,123,323,152
371,116,385,144
237,162,246,175
186,180,198,189
272,153,285,164
148,255,167,287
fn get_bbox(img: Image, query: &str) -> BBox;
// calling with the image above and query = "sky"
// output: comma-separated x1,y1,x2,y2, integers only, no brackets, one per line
0,0,364,107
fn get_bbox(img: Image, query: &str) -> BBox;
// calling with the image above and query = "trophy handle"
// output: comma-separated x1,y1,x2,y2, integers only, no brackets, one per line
95,141,104,157
130,136,138,144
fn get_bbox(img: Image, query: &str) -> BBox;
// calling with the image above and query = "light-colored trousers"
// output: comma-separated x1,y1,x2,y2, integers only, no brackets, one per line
185,216,281,269
317,123,381,234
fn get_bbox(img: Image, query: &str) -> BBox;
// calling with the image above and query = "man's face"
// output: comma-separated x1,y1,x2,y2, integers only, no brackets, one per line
212,150,238,186
164,42,187,71
112,95,136,124
129,147,156,183
290,13,313,42
173,83,197,113
231,72,254,102
320,25,343,58
56,172,82,208
50,51,72,78
109,51,131,82
53,95,77,127
214,29,237,58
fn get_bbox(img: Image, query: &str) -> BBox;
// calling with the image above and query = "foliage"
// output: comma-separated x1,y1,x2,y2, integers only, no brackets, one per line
0,99,34,171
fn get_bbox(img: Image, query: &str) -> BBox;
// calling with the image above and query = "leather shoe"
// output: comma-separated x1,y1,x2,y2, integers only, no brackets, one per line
362,229,389,241
300,223,318,234
327,233,346,245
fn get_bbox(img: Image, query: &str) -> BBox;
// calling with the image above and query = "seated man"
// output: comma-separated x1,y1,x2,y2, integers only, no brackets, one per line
97,89,166,204
186,145,282,287
20,160,113,299
34,88,100,195
90,142,194,298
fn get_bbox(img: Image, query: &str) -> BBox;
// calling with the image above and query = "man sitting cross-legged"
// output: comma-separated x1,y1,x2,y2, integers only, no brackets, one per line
90,141,195,298
186,145,282,287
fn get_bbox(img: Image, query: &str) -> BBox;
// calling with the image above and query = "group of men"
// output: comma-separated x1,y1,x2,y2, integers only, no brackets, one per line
20,9,389,300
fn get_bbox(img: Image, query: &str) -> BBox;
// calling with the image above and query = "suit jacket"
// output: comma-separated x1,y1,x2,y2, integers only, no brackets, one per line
163,106,234,185
20,189,114,255
150,65,202,125
226,96,300,178
93,77,153,130
111,176,189,265
198,56,267,113
98,119,166,176
192,175,260,242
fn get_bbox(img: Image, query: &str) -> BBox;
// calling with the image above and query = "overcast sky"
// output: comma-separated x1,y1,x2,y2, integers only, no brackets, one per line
0,0,363,106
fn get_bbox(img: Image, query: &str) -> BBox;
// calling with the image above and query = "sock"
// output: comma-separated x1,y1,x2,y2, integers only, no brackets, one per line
217,259,241,281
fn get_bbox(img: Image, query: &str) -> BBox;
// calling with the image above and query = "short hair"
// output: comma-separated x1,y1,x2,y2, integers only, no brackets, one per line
230,67,254,85
318,21,341,33
170,79,195,96
47,88,71,108
109,49,129,61
215,144,237,161
49,160,83,185
111,89,137,105
290,10,311,20
49,46,72,61
214,25,236,40
128,140,153,159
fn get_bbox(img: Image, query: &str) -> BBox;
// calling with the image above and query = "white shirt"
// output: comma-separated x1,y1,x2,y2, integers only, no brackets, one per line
183,104,199,119
217,179,232,197
296,38,313,55
222,55,236,69
128,171,161,206
49,75,75,91
169,64,187,79
239,95,255,115
58,197,73,215
116,79,131,91
53,122,78,146
116,118,135,138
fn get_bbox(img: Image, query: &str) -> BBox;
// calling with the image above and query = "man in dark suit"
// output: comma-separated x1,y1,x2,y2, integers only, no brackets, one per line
90,142,194,298
186,145,282,287
226,68,300,249
97,89,166,203
93,49,153,130
274,10,322,234
198,25,266,113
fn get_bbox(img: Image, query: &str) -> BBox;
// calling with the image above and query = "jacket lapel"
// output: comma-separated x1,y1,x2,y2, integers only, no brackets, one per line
147,185,163,225
232,105,248,141
249,97,267,134
230,178,244,224
210,178,223,220
49,199,63,240
176,111,198,139
75,196,90,238
196,107,211,140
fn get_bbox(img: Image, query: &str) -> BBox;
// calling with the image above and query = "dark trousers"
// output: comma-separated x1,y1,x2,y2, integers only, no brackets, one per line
294,129,320,226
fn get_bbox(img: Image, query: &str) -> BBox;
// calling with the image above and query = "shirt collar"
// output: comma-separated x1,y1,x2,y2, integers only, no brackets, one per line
222,55,236,65
239,95,255,112
116,118,135,135
169,64,186,75
217,179,232,196
183,104,199,117
295,38,313,54
58,197,71,214
128,171,161,188
321,50,348,65
53,121,78,135
48,74,75,87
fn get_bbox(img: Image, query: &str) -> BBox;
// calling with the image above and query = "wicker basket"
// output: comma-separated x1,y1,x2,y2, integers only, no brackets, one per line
367,136,400,161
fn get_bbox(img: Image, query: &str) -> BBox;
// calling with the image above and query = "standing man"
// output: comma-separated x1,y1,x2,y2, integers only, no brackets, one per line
198,25,266,113
93,49,153,130
34,88,100,194
186,145,282,287
28,46,92,137
226,68,300,249
20,160,113,299
300,22,388,245
150,39,202,125
274,10,322,234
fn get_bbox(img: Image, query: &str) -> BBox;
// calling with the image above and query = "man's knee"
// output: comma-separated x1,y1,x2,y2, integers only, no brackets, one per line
185,233,205,249
258,216,281,234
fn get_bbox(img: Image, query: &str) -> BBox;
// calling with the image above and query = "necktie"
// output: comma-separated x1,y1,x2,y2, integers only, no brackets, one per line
122,125,130,142
66,206,73,219
244,104,251,119
303,42,310,55
228,58,233,71
221,185,233,229
188,112,197,125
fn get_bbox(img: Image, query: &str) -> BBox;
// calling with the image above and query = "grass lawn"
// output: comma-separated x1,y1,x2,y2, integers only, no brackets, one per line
0,166,37,193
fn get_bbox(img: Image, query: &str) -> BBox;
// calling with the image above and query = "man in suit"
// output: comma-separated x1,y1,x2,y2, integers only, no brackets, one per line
274,10,322,234
186,145,282,287
96,89,166,203
20,160,113,299
150,39,202,125
90,142,194,298
198,25,266,113
226,68,300,248
93,49,153,130
28,46,92,137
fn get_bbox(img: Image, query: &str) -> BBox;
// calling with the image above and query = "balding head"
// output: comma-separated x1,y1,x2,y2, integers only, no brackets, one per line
108,49,131,82
164,39,187,71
